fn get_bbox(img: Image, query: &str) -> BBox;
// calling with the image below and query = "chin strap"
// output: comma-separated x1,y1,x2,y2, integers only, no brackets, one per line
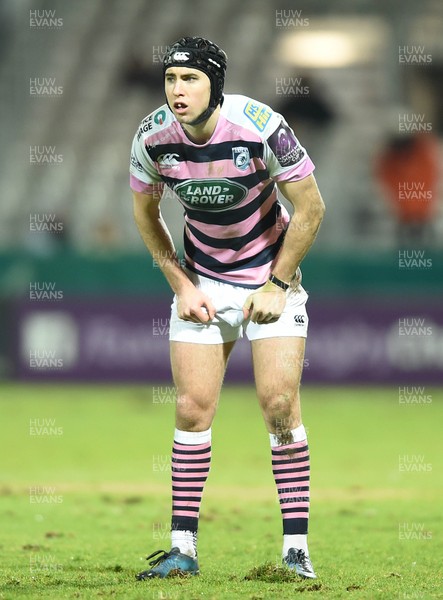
164,100,215,127
188,106,215,126
188,95,223,126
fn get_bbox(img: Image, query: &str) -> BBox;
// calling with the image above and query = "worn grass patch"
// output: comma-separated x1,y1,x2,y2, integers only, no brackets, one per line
1,384,442,599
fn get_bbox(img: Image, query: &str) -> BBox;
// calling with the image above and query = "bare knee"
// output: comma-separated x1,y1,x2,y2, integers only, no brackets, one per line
175,393,216,431
259,390,301,435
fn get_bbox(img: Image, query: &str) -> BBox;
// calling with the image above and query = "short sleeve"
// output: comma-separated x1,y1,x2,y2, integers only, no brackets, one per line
263,115,315,182
129,128,163,194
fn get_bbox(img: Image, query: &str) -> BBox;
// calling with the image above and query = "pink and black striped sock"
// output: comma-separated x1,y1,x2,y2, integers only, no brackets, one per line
170,428,211,557
270,424,311,556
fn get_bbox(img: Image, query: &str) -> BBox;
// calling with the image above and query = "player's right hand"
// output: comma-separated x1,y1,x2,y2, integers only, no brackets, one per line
176,286,216,324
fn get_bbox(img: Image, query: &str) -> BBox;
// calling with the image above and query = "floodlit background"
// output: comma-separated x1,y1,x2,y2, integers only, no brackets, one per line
2,6,442,597
1,0,443,385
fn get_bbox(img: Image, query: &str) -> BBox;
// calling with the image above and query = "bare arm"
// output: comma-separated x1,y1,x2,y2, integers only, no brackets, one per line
132,190,215,322
243,174,325,323
273,173,325,283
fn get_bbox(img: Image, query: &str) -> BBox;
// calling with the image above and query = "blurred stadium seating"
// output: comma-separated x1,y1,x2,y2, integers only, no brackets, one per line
1,0,443,383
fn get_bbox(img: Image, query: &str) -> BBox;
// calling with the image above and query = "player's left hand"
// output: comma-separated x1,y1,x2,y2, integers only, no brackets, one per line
242,280,287,324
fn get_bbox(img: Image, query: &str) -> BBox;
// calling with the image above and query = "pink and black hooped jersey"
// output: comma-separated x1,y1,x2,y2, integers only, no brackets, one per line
130,94,315,288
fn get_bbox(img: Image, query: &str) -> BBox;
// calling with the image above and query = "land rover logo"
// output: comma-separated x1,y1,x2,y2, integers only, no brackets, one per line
175,179,247,211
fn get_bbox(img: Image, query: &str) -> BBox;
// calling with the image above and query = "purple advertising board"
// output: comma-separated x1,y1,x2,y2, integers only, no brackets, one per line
12,296,443,384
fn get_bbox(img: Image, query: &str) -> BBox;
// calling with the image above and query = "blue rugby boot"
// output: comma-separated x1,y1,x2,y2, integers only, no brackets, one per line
283,548,317,579
136,547,200,580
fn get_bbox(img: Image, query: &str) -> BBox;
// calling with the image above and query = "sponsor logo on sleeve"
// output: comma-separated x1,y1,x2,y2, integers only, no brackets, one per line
232,146,251,171
130,153,144,172
174,179,247,211
137,110,167,141
137,116,153,141
267,121,305,167
154,110,166,125
243,101,272,131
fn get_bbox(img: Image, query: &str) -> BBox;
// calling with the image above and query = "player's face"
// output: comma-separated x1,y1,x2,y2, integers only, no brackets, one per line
165,67,211,124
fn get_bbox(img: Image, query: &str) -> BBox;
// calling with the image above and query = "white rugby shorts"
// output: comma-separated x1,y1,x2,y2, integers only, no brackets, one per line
169,271,309,344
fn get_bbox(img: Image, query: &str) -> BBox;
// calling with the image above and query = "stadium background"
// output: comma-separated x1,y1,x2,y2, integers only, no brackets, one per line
0,0,443,385
1,2,443,598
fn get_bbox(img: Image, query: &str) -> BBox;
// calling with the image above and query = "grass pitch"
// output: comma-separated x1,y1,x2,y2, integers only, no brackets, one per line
0,384,442,599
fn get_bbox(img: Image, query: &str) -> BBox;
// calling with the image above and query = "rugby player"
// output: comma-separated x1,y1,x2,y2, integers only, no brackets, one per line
129,37,325,580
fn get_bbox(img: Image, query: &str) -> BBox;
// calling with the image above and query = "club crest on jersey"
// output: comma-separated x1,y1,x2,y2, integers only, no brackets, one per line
232,146,250,171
